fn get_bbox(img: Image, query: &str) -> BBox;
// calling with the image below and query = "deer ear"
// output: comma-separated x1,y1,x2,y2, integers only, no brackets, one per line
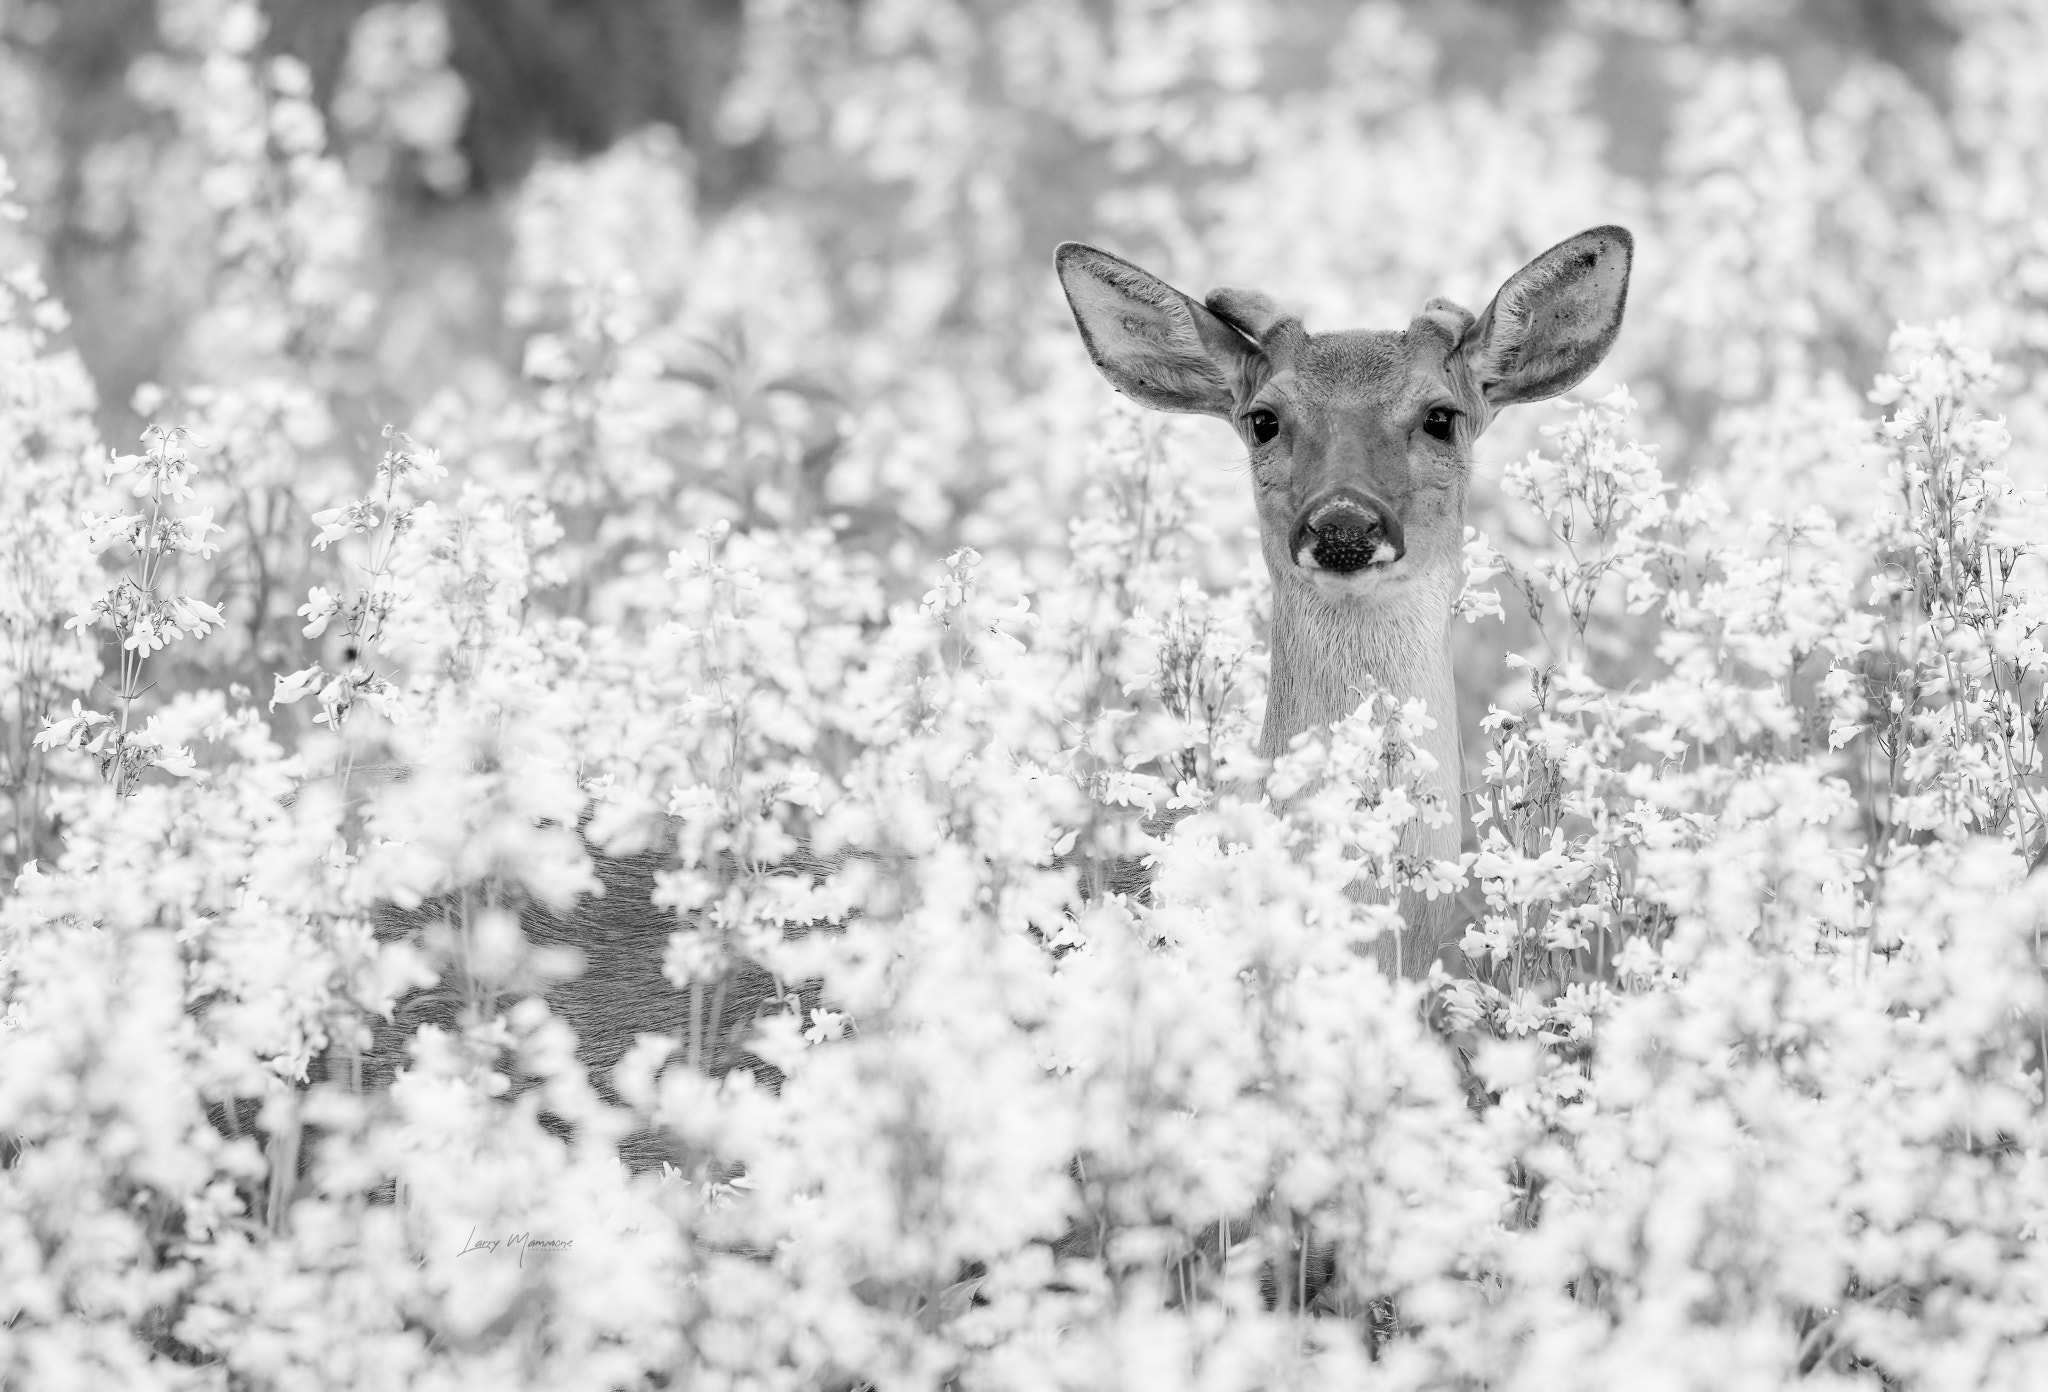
1462,226,1632,407
1055,242,1257,417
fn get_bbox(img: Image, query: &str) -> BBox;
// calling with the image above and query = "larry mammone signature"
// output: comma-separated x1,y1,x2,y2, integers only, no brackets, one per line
458,1227,575,1267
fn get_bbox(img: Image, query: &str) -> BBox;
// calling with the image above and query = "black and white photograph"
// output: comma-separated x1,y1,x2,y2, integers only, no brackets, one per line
1,1,2042,1387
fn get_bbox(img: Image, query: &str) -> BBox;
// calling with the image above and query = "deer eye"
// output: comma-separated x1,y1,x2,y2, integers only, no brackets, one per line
1422,406,1456,441
1245,408,1279,444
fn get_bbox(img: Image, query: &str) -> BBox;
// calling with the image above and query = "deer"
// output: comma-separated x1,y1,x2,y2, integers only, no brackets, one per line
1053,226,1634,979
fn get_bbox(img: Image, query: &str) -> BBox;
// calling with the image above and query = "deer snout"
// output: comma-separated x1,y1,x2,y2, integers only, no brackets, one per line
1291,492,1405,574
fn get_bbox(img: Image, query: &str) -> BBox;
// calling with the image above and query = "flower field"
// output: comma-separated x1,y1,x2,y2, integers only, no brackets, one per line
5,1,2048,1387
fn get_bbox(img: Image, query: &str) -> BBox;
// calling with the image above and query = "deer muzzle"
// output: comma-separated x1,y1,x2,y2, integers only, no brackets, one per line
1291,491,1405,574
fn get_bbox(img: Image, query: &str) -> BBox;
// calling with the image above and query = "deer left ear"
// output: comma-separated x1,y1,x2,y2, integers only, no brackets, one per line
1462,226,1632,407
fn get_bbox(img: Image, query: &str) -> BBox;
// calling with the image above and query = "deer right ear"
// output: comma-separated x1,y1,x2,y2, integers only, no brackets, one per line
1055,242,1256,417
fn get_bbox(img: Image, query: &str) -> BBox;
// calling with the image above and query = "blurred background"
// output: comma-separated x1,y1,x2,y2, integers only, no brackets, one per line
1,0,2042,730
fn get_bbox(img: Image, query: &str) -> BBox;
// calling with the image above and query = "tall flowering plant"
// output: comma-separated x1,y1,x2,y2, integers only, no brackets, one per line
1853,323,2048,860
0,257,106,873
36,426,222,796
271,425,445,741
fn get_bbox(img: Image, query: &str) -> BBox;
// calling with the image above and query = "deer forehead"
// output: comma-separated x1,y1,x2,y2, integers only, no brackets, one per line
1270,327,1467,417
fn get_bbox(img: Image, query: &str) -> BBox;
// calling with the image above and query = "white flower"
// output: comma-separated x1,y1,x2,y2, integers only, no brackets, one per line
270,664,327,709
166,507,223,558
310,500,379,549
298,586,341,638
1612,935,1661,984
166,594,225,639
34,700,111,752
124,614,169,655
148,741,197,778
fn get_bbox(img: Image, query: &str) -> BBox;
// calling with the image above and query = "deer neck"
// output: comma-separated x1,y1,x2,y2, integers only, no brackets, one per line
1262,568,1463,847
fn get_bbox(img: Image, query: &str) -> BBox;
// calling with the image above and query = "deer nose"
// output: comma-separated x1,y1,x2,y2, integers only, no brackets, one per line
1292,492,1405,574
